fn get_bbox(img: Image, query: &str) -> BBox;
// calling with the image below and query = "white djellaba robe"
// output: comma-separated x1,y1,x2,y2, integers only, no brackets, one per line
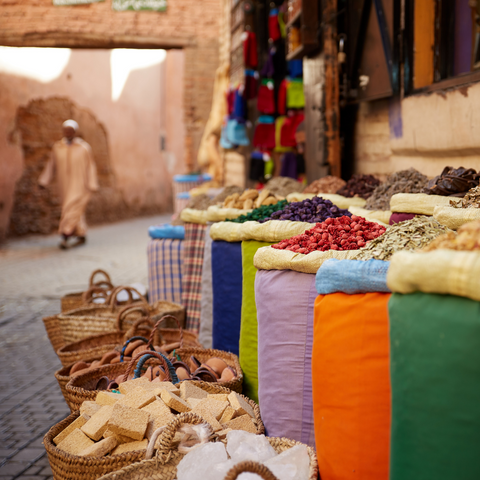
39,137,99,237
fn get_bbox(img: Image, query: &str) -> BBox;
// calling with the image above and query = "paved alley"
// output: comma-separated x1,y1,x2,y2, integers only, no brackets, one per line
0,214,171,479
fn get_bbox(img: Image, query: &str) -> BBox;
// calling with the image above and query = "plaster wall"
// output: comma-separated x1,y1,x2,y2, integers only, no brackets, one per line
0,48,185,238
354,82,480,177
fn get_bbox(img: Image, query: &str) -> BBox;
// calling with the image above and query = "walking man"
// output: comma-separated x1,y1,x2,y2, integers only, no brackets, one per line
39,120,99,249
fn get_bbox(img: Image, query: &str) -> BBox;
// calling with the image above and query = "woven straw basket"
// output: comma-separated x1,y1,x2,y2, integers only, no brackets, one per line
45,392,265,480
44,286,185,351
60,269,113,313
96,413,317,480
65,347,243,411
55,357,100,411
56,307,157,367
173,347,243,393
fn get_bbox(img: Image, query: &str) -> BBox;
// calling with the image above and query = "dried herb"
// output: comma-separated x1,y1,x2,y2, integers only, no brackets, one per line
365,168,428,211
450,186,480,208
185,194,212,210
336,174,380,199
354,216,452,261
424,166,480,197
422,221,480,252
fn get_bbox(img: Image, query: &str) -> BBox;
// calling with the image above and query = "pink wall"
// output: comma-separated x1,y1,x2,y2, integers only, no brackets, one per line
0,48,185,238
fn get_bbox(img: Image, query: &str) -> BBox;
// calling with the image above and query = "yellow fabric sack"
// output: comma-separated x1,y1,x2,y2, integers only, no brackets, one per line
209,220,311,243
286,192,367,209
387,250,480,302
390,193,451,215
206,205,253,222
348,206,391,226
433,206,480,230
180,208,209,225
254,245,358,274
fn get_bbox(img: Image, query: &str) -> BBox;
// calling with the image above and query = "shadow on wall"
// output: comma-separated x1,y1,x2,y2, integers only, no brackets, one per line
8,96,163,237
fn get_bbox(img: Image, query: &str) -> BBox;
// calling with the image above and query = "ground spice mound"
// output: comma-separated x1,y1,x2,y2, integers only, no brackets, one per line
265,177,303,197
450,186,480,208
272,215,386,254
355,216,451,260
185,194,212,210
211,185,244,205
303,176,346,194
336,174,380,199
365,168,428,211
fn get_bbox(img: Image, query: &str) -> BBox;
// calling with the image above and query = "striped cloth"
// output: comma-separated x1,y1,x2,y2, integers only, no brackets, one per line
181,223,207,333
147,239,184,305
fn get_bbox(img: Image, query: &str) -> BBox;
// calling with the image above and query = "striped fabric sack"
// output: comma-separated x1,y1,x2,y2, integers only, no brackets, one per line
181,223,207,332
147,239,183,305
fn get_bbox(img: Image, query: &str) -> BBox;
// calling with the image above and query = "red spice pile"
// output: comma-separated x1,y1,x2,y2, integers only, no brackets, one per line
272,215,386,254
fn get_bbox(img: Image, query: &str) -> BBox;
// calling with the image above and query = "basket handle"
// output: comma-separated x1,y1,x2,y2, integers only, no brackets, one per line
223,462,278,480
107,286,148,309
155,412,212,454
147,315,183,349
81,286,111,304
121,351,179,384
89,269,113,288
123,316,156,342
119,336,153,362
116,304,150,331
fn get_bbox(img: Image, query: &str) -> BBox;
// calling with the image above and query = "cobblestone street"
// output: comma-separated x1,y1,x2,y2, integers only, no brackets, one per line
0,214,171,479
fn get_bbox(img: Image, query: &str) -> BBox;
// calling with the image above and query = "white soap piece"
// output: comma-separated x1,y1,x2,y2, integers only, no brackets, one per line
264,445,310,480
226,430,276,463
177,442,228,480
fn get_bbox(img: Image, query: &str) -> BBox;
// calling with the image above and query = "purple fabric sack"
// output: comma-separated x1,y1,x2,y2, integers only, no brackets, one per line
255,269,316,447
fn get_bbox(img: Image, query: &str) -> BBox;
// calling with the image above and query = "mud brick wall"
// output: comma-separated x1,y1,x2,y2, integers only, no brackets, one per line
0,0,222,172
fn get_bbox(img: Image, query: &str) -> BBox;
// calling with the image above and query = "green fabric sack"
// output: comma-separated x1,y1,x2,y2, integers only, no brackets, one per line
389,292,480,480
240,240,273,403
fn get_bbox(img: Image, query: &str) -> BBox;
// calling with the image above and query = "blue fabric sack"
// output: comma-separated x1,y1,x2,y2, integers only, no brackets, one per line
148,224,185,240
316,259,391,294
212,240,243,356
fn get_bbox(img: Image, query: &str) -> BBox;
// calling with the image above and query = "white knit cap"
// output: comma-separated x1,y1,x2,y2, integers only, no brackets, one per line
62,119,79,131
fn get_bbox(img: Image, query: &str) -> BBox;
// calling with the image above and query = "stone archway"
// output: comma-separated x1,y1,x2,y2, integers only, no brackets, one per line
8,96,129,236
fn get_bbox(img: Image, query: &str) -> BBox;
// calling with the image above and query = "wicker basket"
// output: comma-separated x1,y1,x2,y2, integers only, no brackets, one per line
65,348,242,412
96,414,315,480
147,315,203,352
173,347,243,393
44,287,185,350
55,357,100,411
60,269,113,313
45,392,265,480
56,307,156,367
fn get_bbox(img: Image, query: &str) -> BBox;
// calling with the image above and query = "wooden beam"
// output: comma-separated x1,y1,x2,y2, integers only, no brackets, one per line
413,0,435,88
323,0,341,178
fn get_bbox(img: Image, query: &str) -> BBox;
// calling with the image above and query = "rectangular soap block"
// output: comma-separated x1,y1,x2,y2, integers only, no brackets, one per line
117,388,156,409
81,406,114,441
53,415,88,445
180,382,208,401
56,428,94,456
228,392,255,419
160,389,191,413
96,391,124,406
78,436,118,457
112,439,148,455
108,403,149,441
224,414,257,434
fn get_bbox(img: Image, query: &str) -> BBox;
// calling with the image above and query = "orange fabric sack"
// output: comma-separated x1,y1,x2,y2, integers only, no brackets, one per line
312,292,391,480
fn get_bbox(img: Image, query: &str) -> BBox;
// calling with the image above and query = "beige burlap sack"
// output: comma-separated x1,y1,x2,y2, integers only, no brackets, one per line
348,206,391,226
206,205,253,222
209,220,311,243
433,206,480,230
254,245,358,274
390,193,451,215
387,250,480,302
209,221,244,242
286,192,366,209
180,208,209,225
